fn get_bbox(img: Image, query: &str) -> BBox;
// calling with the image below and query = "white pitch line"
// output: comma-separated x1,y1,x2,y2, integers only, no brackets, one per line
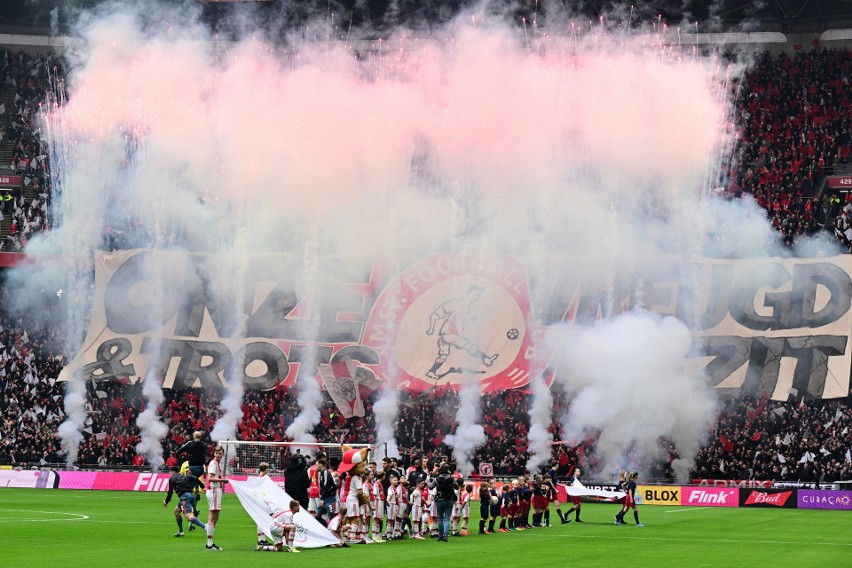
0,509,89,522
664,507,711,513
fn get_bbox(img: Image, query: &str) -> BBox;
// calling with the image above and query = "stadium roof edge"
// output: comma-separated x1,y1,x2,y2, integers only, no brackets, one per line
667,32,787,45
0,33,80,49
821,29,852,41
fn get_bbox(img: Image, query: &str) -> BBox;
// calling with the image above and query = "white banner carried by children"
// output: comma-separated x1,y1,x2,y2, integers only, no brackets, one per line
230,476,340,549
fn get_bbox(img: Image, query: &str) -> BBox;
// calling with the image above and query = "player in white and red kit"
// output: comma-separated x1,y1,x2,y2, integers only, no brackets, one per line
399,479,410,538
372,471,386,542
256,500,301,553
384,475,401,540
204,446,228,551
327,504,351,547
362,470,375,542
307,460,321,516
427,485,438,537
409,481,427,539
458,484,472,535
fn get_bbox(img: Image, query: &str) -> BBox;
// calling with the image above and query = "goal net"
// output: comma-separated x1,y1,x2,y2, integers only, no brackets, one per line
218,441,374,476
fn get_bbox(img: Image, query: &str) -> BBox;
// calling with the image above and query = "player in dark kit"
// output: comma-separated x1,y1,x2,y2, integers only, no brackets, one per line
546,461,567,523
487,483,502,534
478,481,492,534
615,471,643,526
163,468,207,536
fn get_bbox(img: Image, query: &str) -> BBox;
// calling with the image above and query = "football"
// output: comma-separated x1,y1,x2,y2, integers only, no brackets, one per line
490,496,499,505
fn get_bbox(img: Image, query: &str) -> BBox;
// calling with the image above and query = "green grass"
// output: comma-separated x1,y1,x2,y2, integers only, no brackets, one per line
1,489,849,567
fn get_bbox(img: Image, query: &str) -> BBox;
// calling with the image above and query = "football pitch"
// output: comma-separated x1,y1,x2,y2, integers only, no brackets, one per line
2,489,849,568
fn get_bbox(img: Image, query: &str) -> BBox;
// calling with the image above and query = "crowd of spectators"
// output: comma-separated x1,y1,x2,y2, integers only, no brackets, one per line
724,47,852,249
693,395,852,485
0,48,55,252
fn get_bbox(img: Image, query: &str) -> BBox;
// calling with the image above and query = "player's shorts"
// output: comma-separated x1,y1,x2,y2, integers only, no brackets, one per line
411,505,422,521
625,495,636,508
373,499,384,520
270,523,288,545
308,497,321,513
188,465,205,478
571,496,581,506
178,492,196,515
206,488,223,511
532,495,549,509
345,498,362,517
500,506,509,517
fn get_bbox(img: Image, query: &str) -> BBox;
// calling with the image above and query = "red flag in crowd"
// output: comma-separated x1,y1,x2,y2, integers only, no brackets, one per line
720,435,734,452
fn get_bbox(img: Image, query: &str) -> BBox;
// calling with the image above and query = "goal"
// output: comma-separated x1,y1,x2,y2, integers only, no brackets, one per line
218,440,374,476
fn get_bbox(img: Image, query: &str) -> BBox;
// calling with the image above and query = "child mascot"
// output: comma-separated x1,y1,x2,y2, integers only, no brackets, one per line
338,445,371,544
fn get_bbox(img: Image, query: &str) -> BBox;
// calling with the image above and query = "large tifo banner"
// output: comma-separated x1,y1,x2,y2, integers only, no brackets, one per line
59,250,852,399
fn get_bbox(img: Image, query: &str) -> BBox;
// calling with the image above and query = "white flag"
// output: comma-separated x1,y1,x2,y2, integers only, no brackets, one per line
777,452,786,464
846,449,851,464
561,480,625,500
782,433,792,446
0,103,5,114
318,361,381,419
230,476,340,548
772,407,786,416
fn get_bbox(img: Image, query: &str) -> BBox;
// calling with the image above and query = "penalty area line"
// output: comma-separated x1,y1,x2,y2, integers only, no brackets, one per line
664,507,711,513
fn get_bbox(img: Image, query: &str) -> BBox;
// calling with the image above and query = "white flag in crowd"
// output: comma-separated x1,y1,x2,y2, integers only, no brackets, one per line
318,360,381,419
777,452,786,464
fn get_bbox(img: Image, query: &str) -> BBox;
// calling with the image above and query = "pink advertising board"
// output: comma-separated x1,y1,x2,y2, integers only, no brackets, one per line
681,486,739,507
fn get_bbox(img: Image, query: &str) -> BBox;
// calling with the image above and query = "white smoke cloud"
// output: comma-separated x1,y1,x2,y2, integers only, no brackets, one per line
57,379,87,467
373,381,400,465
526,374,554,474
444,383,486,476
551,310,717,481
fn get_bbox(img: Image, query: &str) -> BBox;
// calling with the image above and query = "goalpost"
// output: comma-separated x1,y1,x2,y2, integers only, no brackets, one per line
218,439,374,476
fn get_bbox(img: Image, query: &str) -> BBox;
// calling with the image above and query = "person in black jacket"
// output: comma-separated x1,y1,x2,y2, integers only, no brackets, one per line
162,469,206,537
175,431,207,478
284,453,311,509
316,458,338,521
428,462,459,542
